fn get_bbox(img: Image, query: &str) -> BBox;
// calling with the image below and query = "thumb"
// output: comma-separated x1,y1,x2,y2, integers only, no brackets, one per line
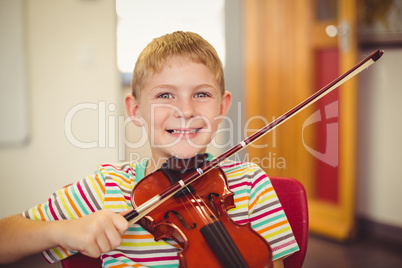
113,211,131,235
119,210,132,217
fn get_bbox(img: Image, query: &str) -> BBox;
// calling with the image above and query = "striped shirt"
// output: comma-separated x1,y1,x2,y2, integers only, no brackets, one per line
23,155,299,267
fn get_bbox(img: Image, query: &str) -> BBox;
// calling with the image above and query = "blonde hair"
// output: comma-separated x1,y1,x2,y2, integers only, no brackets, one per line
131,31,225,98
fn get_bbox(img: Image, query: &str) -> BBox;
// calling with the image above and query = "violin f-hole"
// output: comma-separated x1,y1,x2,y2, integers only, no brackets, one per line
208,193,220,219
164,210,197,230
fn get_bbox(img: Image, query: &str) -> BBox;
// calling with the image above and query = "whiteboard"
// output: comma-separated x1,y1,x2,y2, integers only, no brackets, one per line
0,0,29,146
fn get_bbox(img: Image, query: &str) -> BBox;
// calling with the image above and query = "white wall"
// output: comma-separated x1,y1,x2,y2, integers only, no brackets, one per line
358,47,402,228
0,0,122,219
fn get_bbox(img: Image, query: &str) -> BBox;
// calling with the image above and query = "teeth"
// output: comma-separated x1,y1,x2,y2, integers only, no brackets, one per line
170,129,198,134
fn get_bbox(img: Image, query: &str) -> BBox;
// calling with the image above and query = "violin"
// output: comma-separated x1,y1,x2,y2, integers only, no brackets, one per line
132,154,272,268
123,50,384,268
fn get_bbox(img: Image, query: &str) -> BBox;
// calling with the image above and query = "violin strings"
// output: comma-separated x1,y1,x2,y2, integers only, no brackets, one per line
178,192,200,228
182,186,214,225
181,186,241,262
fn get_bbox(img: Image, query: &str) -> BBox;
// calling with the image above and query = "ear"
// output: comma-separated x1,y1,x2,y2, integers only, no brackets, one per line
125,94,144,127
219,91,232,118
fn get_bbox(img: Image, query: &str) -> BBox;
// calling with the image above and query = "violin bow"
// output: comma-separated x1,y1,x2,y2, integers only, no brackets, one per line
125,49,384,225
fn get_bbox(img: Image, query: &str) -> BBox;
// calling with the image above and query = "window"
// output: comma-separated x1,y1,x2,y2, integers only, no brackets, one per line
116,0,225,77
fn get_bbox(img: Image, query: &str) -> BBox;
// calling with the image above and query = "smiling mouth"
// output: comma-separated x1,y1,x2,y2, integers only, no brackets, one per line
166,128,201,134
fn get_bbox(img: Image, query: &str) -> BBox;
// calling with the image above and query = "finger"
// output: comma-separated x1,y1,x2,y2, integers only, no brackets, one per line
119,210,132,217
83,212,114,255
99,213,125,250
104,224,123,250
96,231,113,254
80,241,102,258
114,212,130,235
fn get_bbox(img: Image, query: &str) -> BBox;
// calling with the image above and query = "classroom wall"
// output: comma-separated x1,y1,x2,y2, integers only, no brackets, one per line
357,47,402,229
0,0,122,222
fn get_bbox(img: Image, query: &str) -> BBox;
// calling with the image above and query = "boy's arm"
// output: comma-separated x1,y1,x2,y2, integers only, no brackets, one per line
0,214,58,264
0,210,129,264
273,259,284,268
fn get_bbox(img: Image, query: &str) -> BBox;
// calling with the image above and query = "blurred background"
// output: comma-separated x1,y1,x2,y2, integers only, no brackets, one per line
0,0,401,267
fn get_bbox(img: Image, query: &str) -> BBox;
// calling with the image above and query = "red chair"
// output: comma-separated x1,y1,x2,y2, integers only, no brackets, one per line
61,177,308,268
61,253,101,268
270,177,309,268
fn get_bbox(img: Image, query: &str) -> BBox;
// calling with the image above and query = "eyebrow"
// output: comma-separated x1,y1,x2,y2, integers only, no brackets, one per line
194,84,218,90
150,83,218,92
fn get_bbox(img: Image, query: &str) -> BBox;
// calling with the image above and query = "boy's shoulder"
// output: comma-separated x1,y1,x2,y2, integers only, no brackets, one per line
218,158,264,174
93,158,265,179
96,161,136,176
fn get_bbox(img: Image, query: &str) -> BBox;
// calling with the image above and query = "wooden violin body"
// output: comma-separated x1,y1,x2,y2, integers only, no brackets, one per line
131,162,273,268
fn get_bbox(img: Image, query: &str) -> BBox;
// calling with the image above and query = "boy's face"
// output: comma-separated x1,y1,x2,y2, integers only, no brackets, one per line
126,56,231,161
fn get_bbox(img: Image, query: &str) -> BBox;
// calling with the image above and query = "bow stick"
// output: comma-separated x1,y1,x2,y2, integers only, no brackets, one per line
125,49,384,225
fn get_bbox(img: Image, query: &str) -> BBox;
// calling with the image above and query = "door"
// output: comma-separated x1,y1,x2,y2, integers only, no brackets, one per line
244,0,358,241
309,0,358,241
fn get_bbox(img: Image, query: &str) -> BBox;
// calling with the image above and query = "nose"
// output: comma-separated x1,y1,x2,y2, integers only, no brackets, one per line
174,97,195,119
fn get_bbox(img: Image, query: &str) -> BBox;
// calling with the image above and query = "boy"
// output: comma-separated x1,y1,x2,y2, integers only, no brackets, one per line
0,31,298,267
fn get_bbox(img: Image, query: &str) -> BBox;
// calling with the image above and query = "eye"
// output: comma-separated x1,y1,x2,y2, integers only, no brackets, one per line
157,92,173,99
194,92,211,98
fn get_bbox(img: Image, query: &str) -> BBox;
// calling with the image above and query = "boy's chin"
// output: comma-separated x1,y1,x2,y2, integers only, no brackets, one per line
172,153,202,159
166,146,207,160
151,140,209,160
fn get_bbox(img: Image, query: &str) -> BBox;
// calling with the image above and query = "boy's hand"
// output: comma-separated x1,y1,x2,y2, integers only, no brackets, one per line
54,210,130,258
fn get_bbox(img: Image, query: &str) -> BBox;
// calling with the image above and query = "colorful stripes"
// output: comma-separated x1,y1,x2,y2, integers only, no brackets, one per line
23,159,299,266
222,161,299,260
